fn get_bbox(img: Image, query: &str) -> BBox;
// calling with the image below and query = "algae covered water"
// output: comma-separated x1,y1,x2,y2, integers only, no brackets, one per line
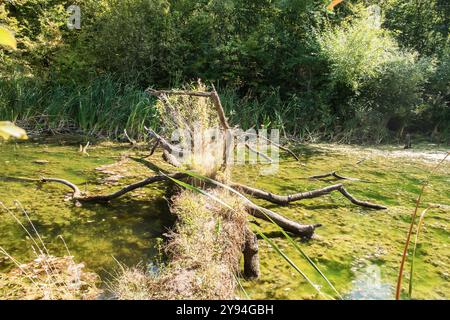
0,136,173,280
0,137,448,299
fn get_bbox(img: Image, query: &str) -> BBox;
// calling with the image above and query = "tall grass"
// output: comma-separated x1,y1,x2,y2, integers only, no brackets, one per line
0,201,100,300
0,75,159,139
408,205,440,299
3,74,435,143
0,75,335,141
396,152,449,300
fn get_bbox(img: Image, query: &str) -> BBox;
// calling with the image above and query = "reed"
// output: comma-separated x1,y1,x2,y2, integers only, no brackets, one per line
395,152,449,299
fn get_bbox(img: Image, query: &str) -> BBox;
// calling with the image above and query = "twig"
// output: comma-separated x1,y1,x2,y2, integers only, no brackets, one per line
309,171,361,181
244,143,273,163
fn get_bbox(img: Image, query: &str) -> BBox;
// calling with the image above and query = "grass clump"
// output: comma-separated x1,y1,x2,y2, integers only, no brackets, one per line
111,189,247,300
0,255,101,300
154,82,224,178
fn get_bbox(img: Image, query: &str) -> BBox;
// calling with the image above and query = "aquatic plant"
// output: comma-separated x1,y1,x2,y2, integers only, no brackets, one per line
396,151,449,299
0,202,100,300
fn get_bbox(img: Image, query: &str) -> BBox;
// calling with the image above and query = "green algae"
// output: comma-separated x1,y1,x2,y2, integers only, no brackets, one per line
0,137,448,300
0,136,174,281
232,144,449,300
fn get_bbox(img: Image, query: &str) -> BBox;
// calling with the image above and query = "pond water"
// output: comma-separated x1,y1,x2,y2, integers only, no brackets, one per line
0,136,448,299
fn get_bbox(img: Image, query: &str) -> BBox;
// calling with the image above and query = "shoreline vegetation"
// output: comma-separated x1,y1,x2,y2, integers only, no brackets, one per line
1,2,449,144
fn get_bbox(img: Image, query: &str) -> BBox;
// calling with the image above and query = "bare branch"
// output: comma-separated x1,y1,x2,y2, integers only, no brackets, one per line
40,177,82,198
210,84,230,130
232,182,387,210
144,127,184,156
245,202,321,238
309,171,361,181
149,140,160,156
162,149,182,168
40,173,188,203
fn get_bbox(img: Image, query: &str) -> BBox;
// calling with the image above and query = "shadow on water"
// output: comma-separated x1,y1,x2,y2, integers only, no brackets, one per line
0,138,175,285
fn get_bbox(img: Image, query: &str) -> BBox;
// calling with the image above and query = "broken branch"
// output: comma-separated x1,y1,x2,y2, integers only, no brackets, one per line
245,202,321,238
232,182,387,210
144,127,184,156
41,173,188,203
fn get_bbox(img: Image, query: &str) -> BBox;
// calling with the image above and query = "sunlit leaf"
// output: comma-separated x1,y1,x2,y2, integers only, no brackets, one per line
0,26,17,50
0,121,28,140
326,0,344,11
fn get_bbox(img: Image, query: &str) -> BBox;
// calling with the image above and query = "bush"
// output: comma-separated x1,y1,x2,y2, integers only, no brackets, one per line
318,5,437,142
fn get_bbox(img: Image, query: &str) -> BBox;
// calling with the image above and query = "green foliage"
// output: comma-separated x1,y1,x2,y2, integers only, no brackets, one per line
318,8,399,91
319,5,440,141
383,0,449,56
0,75,159,139
0,0,448,142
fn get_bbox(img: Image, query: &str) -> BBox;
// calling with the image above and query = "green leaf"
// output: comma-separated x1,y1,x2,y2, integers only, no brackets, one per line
0,122,28,140
0,26,17,50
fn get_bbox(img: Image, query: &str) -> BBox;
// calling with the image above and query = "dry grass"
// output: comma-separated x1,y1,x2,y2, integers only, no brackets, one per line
155,82,225,177
112,189,247,300
0,255,101,300
0,202,101,300
112,85,249,299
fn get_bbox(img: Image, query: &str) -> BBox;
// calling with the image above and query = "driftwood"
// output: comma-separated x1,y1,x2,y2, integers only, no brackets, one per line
41,173,187,202
39,174,320,237
232,182,386,210
245,202,321,238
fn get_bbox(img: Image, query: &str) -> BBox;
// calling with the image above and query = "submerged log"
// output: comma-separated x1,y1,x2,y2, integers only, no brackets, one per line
245,203,321,239
41,173,188,202
243,228,260,279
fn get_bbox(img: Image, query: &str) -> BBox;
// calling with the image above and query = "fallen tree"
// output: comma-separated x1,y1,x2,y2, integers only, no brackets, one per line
21,82,387,299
